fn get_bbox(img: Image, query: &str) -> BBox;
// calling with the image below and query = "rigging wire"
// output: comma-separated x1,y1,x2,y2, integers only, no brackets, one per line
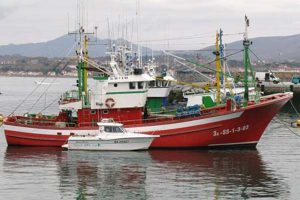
135,34,214,43
249,48,265,63
174,59,214,82
39,96,61,113
249,48,300,123
165,49,244,80
8,41,77,116
83,57,112,75
135,32,244,43
27,63,70,113
223,32,244,36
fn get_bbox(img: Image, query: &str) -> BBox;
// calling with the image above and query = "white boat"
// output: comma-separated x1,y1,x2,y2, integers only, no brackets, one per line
62,119,159,151
35,81,59,85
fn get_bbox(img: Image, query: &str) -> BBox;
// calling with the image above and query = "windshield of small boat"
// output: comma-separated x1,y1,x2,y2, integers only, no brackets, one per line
103,126,124,133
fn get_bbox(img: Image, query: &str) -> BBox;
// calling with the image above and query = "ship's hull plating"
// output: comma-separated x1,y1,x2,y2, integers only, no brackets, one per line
3,93,291,148
66,137,154,151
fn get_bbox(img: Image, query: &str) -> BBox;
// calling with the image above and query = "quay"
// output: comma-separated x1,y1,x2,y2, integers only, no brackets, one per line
260,82,300,95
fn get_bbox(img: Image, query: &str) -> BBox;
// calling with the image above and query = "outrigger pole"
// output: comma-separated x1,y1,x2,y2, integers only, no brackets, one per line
214,31,221,104
163,51,234,79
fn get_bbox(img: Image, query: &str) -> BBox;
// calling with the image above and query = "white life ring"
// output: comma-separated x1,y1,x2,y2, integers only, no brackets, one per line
105,98,115,108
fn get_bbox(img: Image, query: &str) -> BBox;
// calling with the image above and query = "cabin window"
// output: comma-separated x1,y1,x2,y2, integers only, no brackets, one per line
157,81,162,87
103,109,109,114
104,126,123,133
114,83,118,87
90,110,96,115
138,82,144,89
162,81,168,87
70,133,75,136
57,132,62,135
129,82,136,89
149,81,155,87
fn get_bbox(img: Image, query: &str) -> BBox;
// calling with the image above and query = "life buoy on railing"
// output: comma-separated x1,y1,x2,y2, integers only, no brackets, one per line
105,98,115,108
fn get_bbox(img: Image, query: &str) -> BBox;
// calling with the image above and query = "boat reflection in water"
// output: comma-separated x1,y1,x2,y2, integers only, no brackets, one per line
2,147,65,199
59,150,150,199
148,150,290,199
3,147,289,199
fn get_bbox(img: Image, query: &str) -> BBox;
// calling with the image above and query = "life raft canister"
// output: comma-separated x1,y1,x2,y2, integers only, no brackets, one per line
105,98,115,108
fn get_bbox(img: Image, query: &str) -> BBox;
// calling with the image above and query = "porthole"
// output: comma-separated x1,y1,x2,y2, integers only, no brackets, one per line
90,110,96,115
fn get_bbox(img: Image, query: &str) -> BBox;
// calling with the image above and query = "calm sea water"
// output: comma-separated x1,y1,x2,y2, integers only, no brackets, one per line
1,76,300,200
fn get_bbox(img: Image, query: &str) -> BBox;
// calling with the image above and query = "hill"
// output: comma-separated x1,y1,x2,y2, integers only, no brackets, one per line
0,34,299,61
0,35,149,58
200,34,300,62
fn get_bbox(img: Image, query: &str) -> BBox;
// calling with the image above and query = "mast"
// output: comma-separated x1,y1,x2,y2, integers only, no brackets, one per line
75,26,90,107
215,31,221,104
219,29,225,93
83,34,89,106
70,19,96,107
243,15,251,106
219,29,233,95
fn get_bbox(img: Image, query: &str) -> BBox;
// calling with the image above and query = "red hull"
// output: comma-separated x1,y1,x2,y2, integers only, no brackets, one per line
3,93,292,148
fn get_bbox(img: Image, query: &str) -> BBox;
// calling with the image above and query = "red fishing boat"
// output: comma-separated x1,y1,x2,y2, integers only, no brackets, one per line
3,17,292,148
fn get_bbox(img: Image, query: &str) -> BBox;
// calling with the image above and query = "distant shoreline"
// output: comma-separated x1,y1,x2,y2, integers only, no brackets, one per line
0,74,76,78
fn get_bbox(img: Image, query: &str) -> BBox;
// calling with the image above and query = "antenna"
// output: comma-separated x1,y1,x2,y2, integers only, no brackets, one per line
244,15,250,40
107,18,112,51
67,13,70,33
136,0,142,68
118,15,120,40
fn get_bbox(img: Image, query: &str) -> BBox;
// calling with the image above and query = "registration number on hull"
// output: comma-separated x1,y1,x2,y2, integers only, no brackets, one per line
213,125,249,137
114,140,129,144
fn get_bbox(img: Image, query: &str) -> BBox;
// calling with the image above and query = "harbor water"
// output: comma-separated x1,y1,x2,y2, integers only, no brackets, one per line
0,76,300,199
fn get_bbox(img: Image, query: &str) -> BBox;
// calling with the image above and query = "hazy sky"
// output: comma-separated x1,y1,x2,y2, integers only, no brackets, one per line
0,0,299,50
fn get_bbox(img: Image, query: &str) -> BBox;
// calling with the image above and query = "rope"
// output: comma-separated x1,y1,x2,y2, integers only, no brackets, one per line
273,116,300,138
289,100,300,117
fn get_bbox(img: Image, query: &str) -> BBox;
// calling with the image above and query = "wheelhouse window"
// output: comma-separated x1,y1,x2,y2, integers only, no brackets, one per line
149,81,155,87
104,126,124,133
138,82,144,89
162,81,168,87
157,80,162,87
129,82,136,89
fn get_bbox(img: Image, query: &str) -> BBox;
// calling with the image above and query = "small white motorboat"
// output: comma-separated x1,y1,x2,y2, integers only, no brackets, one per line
62,119,159,151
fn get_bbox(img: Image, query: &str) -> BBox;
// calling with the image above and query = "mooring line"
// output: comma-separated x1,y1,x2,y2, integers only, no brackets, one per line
273,116,300,138
289,100,300,117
